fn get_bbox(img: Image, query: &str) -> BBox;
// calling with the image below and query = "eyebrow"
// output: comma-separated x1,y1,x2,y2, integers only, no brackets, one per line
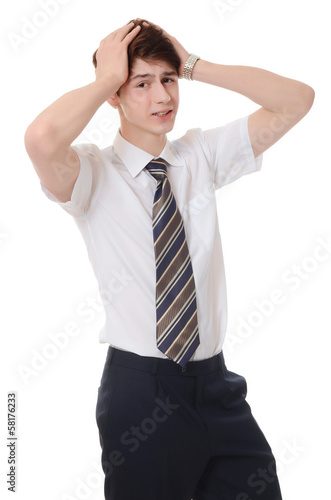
130,71,177,81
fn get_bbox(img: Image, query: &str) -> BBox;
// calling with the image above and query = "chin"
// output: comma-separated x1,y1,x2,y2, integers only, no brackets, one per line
161,120,176,133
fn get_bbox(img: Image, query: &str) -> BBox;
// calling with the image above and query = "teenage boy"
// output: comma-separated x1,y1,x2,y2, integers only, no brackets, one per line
25,19,314,500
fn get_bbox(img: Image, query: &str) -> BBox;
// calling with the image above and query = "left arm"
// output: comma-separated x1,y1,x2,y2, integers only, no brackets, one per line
165,30,315,157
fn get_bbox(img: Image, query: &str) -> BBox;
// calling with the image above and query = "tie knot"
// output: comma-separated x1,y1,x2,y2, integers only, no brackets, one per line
145,158,168,181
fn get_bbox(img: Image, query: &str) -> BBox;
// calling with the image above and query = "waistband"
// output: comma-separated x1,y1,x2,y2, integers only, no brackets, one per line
106,347,224,376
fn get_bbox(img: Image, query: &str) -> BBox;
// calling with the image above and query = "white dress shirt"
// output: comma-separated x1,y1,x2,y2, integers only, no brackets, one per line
42,115,262,360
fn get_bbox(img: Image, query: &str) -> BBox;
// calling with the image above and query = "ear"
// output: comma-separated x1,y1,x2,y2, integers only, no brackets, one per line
107,93,120,109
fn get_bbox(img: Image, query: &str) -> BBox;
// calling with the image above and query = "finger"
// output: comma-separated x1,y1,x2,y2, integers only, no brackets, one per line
122,24,141,44
100,22,136,47
121,20,135,30
110,21,136,40
117,21,135,36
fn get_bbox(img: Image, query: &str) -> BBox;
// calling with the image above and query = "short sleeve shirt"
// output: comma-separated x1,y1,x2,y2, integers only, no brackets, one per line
42,115,262,360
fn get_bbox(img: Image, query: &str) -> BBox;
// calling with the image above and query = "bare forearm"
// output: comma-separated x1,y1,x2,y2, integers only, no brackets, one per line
25,78,117,154
192,60,314,115
25,22,142,203
162,29,314,156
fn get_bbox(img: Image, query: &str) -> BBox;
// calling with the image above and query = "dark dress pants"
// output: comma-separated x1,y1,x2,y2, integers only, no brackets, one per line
96,347,283,500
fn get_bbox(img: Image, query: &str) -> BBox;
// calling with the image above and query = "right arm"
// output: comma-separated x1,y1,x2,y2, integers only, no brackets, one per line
24,21,141,203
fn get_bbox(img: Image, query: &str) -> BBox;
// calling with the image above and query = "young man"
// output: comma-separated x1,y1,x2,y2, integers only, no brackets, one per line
25,19,314,500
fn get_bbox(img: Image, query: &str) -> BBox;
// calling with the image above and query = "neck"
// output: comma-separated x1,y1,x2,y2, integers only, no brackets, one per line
119,127,167,157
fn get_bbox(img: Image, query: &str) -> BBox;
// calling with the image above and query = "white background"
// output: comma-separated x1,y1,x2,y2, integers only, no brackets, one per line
1,0,330,499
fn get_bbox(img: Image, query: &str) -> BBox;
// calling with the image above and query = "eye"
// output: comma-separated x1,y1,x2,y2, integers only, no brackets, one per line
163,78,174,84
137,82,148,88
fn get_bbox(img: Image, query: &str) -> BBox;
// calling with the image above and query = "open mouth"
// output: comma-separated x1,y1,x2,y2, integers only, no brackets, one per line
153,110,172,117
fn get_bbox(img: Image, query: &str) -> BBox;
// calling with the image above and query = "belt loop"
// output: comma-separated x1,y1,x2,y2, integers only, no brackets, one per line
151,358,160,376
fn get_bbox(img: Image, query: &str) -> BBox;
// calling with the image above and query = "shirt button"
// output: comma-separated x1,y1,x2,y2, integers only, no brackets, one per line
181,366,187,373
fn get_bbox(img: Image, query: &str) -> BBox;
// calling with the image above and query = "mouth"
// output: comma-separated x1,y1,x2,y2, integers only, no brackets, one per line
152,110,173,117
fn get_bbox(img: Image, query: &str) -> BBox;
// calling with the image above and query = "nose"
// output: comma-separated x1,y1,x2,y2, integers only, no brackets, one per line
154,81,171,104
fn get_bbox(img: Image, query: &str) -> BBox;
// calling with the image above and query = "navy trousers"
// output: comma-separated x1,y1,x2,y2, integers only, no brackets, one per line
96,347,283,500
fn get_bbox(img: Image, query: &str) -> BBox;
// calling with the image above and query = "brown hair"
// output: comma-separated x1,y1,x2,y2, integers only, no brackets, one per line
92,19,180,77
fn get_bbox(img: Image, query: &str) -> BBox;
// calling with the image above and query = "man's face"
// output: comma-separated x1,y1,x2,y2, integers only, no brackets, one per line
111,58,179,149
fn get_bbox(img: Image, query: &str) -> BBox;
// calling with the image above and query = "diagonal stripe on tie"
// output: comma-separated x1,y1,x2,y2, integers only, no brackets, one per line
157,254,192,311
158,278,197,332
155,220,185,274
145,158,200,366
157,247,189,301
157,285,197,345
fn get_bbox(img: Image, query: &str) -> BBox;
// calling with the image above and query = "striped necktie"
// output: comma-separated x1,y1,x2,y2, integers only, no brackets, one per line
145,158,200,366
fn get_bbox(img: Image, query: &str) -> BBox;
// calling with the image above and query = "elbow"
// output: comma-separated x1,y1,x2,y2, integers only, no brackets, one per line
295,83,315,118
24,121,57,161
302,83,315,113
24,123,37,158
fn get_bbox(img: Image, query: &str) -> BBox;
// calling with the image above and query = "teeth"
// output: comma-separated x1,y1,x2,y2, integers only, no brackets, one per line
155,111,169,116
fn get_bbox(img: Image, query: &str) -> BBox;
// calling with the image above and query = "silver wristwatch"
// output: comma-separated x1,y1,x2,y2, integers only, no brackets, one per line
183,54,200,81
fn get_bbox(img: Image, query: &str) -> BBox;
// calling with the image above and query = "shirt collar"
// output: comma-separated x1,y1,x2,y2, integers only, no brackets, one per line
113,129,182,178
